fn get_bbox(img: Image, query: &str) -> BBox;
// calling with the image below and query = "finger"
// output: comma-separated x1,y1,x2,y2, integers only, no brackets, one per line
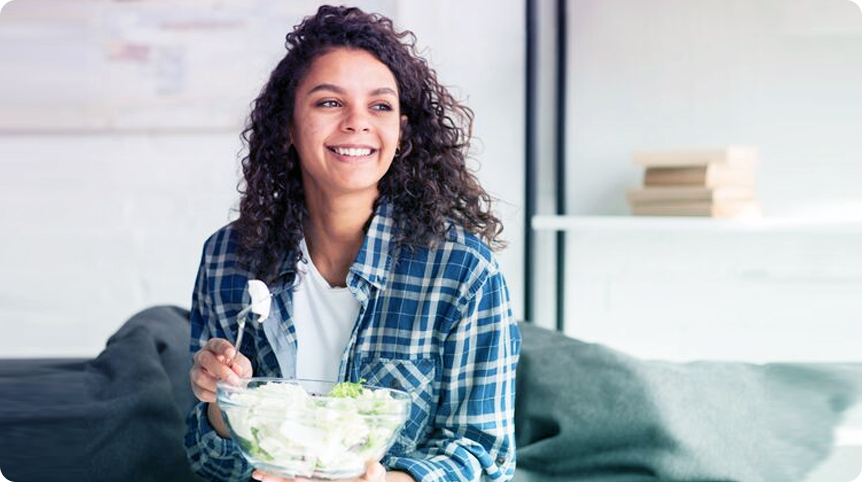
193,349,230,375
196,347,242,385
252,470,293,482
189,368,218,402
190,364,216,390
205,337,237,360
192,386,216,403
361,461,385,482
229,352,254,378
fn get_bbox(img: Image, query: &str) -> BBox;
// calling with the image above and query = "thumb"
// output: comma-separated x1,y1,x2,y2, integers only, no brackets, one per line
229,352,253,378
362,461,385,482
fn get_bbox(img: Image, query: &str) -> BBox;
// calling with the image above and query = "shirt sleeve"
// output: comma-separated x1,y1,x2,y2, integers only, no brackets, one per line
386,268,522,482
184,234,255,482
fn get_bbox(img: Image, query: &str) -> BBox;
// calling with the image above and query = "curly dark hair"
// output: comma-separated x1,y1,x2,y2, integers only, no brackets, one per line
236,4,504,283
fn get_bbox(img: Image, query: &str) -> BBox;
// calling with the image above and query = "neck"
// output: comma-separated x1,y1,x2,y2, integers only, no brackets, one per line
303,192,375,287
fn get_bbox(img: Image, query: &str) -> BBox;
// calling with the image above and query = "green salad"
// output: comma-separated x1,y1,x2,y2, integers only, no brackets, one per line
219,380,408,479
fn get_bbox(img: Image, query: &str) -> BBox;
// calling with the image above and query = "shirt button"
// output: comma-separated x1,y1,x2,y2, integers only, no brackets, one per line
389,379,402,390
495,456,506,465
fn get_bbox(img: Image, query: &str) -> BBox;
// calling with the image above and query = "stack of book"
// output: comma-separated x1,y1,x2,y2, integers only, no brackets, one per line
627,146,762,218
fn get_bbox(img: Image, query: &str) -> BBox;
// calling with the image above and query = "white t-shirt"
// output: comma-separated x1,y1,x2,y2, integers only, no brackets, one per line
288,238,360,382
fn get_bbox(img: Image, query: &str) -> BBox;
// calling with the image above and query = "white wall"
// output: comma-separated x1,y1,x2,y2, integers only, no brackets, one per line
397,2,526,317
559,222,862,363
0,133,243,356
531,0,862,362
0,0,524,357
564,0,862,217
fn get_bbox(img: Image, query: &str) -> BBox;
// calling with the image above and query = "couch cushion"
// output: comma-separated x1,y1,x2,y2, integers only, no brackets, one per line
0,306,201,482
514,322,860,482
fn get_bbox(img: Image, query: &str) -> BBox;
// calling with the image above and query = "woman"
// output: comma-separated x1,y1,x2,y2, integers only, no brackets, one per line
186,5,521,482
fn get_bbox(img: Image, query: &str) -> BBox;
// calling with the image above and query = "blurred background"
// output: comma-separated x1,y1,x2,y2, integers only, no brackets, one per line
0,0,525,357
1,0,861,363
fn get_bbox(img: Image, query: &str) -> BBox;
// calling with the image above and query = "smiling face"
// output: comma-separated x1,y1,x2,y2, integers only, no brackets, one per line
290,47,403,207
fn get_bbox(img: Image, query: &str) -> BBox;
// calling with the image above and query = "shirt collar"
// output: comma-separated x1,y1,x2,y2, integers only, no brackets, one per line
349,200,396,292
273,200,397,291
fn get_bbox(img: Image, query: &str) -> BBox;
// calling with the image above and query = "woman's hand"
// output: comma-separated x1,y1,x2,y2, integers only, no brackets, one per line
189,337,253,437
252,461,396,482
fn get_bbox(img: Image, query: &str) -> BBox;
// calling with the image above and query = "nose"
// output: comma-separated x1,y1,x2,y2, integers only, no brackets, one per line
342,104,371,132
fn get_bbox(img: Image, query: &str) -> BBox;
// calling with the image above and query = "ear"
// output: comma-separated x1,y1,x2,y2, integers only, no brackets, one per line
399,115,408,141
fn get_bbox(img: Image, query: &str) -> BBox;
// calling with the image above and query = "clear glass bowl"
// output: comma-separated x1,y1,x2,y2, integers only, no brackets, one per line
216,378,410,480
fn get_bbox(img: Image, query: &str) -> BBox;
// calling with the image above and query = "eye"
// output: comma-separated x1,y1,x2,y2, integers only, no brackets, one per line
316,99,341,108
371,102,394,112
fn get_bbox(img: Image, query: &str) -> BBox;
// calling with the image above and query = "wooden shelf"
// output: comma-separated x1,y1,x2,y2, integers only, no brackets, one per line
532,215,862,234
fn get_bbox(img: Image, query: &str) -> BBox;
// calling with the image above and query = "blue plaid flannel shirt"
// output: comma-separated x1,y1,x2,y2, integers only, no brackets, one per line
184,201,521,482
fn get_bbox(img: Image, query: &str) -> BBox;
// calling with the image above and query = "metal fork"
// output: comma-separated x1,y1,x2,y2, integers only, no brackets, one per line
232,284,287,358
233,304,255,356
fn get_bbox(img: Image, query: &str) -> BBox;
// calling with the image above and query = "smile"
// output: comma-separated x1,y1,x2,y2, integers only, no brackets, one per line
329,146,375,157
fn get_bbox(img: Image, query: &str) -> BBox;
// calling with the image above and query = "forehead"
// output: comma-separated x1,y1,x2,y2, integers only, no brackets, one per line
299,47,398,92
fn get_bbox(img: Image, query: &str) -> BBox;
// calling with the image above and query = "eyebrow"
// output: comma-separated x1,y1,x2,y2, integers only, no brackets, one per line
306,83,398,97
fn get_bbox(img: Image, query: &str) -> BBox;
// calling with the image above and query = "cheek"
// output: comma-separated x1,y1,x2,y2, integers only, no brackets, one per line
291,105,324,144
384,119,403,146
293,123,323,151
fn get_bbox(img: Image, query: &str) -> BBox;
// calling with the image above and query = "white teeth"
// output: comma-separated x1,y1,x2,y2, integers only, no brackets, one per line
333,147,372,157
